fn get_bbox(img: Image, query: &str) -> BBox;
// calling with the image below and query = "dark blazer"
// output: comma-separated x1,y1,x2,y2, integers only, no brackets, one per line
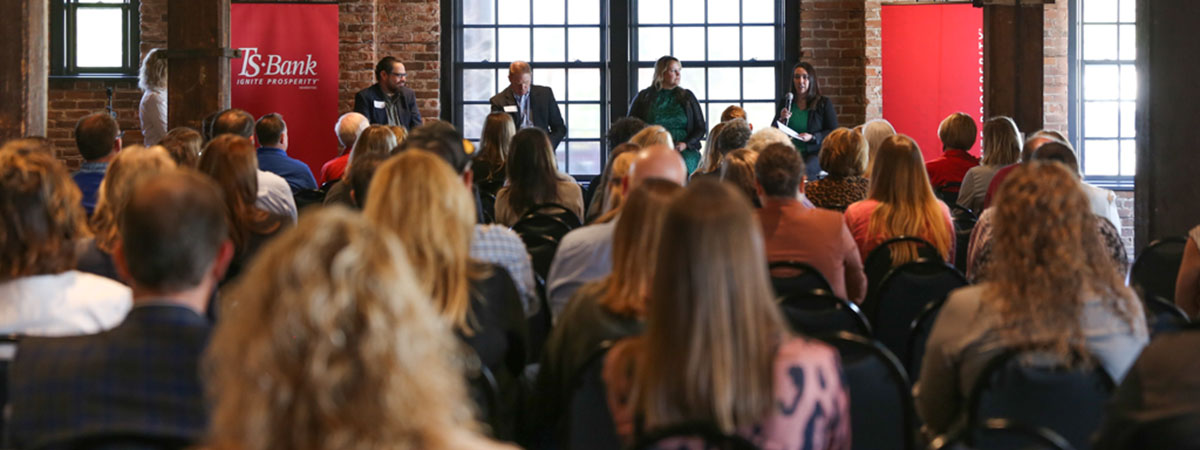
772,95,839,155
353,83,423,130
7,304,211,449
490,85,568,149
628,86,707,151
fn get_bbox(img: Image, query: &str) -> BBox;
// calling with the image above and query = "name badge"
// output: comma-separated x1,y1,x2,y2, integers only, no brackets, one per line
503,105,518,113
373,100,386,109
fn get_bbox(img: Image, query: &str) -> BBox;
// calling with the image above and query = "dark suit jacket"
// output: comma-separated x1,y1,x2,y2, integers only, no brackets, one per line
353,83,423,130
490,85,567,149
8,304,212,449
772,95,838,155
628,86,707,151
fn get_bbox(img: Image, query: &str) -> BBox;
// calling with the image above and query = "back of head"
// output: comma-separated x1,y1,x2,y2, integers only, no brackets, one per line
254,113,287,147
819,127,867,177
212,109,256,138
348,152,389,209
477,112,516,176
721,105,747,123
0,151,88,280
351,125,399,166
1031,141,1080,177
868,134,952,262
159,127,203,168
719,148,759,205
91,145,177,253
1021,129,1071,162
981,116,1022,167
715,119,752,157
199,134,261,250
938,112,978,151
745,127,793,153
755,143,805,198
75,112,120,161
0,137,55,157
505,127,559,212
862,118,897,175
138,48,168,91
335,112,370,149
207,207,476,449
696,122,728,175
607,117,648,149
400,121,469,174
388,126,410,147
630,125,674,149
637,179,785,432
630,143,688,188
603,179,685,317
120,170,227,292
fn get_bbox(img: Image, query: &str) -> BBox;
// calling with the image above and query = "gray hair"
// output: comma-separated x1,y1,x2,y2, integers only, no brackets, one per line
335,112,369,149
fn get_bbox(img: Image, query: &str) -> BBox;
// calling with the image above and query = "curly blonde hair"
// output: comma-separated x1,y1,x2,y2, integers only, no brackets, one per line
138,48,168,91
0,150,90,280
90,145,177,253
205,207,480,450
986,162,1144,363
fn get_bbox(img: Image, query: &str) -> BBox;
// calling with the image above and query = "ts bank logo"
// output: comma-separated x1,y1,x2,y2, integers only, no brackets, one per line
236,48,319,87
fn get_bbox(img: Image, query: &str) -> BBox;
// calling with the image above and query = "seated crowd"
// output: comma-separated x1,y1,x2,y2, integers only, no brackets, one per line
0,85,1194,450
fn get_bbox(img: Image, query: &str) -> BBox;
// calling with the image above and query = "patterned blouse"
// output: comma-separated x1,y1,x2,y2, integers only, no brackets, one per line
806,176,869,212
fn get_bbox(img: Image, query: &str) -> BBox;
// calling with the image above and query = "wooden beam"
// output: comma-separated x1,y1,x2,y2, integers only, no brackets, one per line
0,0,47,142
982,2,1044,134
167,0,231,131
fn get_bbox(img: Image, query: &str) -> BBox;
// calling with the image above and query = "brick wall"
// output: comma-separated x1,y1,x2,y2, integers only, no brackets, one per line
799,0,869,127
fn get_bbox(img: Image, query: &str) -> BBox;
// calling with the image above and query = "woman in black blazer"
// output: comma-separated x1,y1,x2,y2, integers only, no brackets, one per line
628,56,707,175
774,61,838,180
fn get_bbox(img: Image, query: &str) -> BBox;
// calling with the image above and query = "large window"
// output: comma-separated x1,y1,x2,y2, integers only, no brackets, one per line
50,0,141,77
1074,0,1136,183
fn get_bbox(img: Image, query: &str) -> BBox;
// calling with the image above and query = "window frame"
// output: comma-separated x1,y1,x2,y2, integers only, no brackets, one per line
49,0,142,78
1069,0,1136,189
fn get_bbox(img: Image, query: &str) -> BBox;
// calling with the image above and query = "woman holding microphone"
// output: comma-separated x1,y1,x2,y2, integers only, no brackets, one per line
775,62,838,180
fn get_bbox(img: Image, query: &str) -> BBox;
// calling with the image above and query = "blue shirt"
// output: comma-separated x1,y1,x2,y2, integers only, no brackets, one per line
256,147,317,193
72,161,108,217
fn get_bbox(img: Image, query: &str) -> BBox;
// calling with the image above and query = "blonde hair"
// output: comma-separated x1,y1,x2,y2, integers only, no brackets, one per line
0,150,89,280
696,122,728,175
364,150,483,334
205,207,481,450
591,179,684,317
652,56,681,89
138,48,168,91
981,116,1022,167
862,119,896,176
937,112,978,151
818,127,867,177
630,125,674,149
477,113,516,180
630,180,788,433
387,125,410,147
350,125,399,166
867,135,954,263
595,151,639,224
719,148,759,206
986,162,1144,364
745,127,793,153
90,145,177,253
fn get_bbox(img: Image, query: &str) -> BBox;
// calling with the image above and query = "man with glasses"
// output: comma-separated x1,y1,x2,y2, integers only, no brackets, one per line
354,56,423,130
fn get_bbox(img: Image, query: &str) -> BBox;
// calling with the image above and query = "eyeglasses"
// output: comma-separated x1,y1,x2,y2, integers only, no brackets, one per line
391,72,407,77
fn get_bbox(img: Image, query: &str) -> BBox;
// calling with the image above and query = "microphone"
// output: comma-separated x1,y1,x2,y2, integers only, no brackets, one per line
785,92,794,107
105,87,118,120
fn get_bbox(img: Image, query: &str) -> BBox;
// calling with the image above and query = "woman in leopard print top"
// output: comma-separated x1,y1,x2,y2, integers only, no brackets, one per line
805,128,869,212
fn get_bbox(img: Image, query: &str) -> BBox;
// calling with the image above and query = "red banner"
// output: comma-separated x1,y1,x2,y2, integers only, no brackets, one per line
231,3,339,178
882,4,983,162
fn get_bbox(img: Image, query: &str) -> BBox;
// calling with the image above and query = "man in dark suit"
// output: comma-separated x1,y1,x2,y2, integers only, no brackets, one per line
353,56,423,129
490,61,567,149
7,170,234,449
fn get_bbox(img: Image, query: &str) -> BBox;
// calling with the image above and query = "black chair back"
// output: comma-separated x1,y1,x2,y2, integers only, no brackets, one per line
779,289,872,338
820,332,917,450
465,351,503,438
863,259,967,365
906,298,946,382
1129,236,1187,305
564,343,621,450
933,182,962,207
512,203,583,280
1143,295,1190,336
930,418,1075,450
864,236,941,299
0,334,19,439
967,350,1115,450
292,188,327,211
633,422,760,450
950,205,977,273
769,260,834,299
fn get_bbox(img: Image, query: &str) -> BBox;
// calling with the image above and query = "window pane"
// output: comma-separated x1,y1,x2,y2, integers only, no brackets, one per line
707,27,740,61
568,68,601,101
568,27,600,62
709,67,740,100
708,103,736,126
1084,101,1119,138
497,28,531,62
539,69,567,101
672,27,706,61
498,0,530,24
636,67,655,91
1119,139,1136,176
673,0,704,24
556,144,567,171
568,0,600,25
681,67,706,100
1083,0,1118,23
534,0,564,24
639,0,669,24
464,0,495,24
1120,101,1135,138
533,28,565,62
1083,65,1119,101
743,101,776,132
464,69,497,102
76,8,124,68
1083,25,1118,61
463,29,496,62
1118,24,1135,60
1083,139,1119,176
743,0,774,24
638,27,671,62
1119,0,1136,22
463,104,492,141
708,0,740,24
743,26,775,61
569,104,601,138
743,67,774,100
568,141,602,175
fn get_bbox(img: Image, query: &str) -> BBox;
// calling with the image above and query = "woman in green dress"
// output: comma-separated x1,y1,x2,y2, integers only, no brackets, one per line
628,56,707,175
773,61,838,180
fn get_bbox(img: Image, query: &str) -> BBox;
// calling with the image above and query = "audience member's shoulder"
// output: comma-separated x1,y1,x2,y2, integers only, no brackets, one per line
475,223,523,242
777,335,839,364
843,199,878,219
67,270,132,301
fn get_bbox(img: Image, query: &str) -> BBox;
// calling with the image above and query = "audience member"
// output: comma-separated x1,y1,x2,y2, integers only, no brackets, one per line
957,116,1021,213
721,104,750,127
320,111,370,185
346,152,389,209
629,124,674,149
158,127,203,168
844,134,955,263
757,143,866,303
924,112,980,199
205,208,510,450
495,128,584,226
0,137,55,156
254,113,317,192
585,117,648,218
79,145,177,282
1094,326,1200,450
805,127,869,211
364,150,528,438
587,140,643,223
324,124,397,206
475,112,516,222
917,161,1148,436
72,112,123,216
138,48,168,146
210,108,297,223
719,148,760,207
861,118,897,178
591,147,639,224
546,143,688,318
1177,225,1200,317
746,126,794,153
1033,141,1122,233
694,121,728,176
0,150,130,336
981,129,1064,209
603,179,850,447
9,170,232,449
697,118,753,178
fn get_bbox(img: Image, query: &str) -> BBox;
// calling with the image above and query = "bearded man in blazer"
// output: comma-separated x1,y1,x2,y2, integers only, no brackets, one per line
489,61,567,150
354,56,423,130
